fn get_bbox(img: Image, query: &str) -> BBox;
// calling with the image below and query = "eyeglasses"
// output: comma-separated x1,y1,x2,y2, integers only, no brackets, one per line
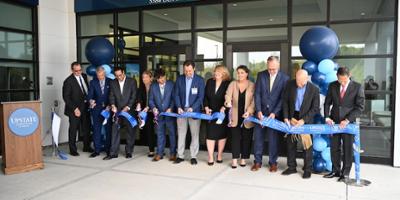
73,69,82,73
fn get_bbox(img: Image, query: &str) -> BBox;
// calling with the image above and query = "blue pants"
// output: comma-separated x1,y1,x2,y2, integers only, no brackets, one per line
253,125,279,165
155,116,177,156
91,109,111,154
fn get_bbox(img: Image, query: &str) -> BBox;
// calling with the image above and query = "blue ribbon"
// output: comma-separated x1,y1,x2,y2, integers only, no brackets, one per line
244,116,361,183
138,111,148,128
101,109,138,128
159,112,225,124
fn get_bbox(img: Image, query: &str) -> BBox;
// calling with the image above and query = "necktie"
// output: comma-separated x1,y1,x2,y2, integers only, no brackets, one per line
100,80,105,94
79,76,87,96
340,85,346,101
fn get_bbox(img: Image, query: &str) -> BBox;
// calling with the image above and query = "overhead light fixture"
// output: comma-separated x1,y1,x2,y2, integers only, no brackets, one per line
360,12,365,16
232,3,238,7
163,13,168,16
269,18,274,22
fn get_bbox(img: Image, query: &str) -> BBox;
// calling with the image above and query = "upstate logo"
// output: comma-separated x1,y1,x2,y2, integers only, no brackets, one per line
8,108,39,137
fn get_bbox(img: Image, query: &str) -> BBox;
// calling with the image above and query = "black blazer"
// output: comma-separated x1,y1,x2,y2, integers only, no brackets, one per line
282,80,320,124
62,73,89,116
324,80,365,123
136,84,150,108
109,77,137,111
204,79,230,111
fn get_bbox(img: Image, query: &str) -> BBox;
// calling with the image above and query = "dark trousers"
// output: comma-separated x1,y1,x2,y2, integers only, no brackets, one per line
253,126,280,165
141,113,156,152
91,109,111,154
68,110,91,153
230,126,253,159
331,133,354,176
155,116,176,156
110,117,136,156
286,111,313,172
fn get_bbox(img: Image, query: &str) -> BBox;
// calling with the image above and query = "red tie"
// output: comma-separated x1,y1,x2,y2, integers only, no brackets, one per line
340,85,346,100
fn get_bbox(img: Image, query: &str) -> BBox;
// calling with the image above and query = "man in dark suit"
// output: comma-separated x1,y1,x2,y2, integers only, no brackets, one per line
282,69,320,179
104,67,137,160
62,61,93,156
323,66,365,182
149,68,177,162
87,66,111,158
252,56,289,172
174,60,205,165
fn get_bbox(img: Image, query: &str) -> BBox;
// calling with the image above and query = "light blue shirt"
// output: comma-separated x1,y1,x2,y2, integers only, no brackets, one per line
295,84,307,112
185,76,193,108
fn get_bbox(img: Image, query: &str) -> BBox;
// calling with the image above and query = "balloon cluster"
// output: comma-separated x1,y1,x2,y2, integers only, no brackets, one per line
84,37,116,79
299,26,340,173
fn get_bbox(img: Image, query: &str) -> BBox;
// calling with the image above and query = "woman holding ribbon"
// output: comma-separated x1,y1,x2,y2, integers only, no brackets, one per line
136,70,156,158
224,65,255,168
204,65,231,166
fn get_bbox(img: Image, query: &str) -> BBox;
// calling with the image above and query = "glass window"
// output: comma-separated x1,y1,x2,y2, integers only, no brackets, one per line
331,22,394,56
125,63,140,84
0,31,33,60
145,33,191,46
331,0,395,21
118,11,139,34
117,35,140,62
196,4,223,29
195,61,223,80
227,28,287,42
292,0,327,23
0,91,35,102
80,37,114,63
233,51,280,81
228,0,287,27
196,31,223,59
0,62,34,90
80,14,114,36
143,7,191,32
0,2,32,31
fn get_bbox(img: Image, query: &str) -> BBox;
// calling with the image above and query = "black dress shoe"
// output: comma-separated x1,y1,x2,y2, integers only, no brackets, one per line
174,158,184,164
89,152,100,158
148,152,155,158
126,153,132,159
231,165,237,169
70,151,80,156
190,158,198,165
282,168,297,175
216,160,223,163
302,171,312,179
239,164,246,167
208,161,214,166
83,147,94,153
103,155,118,160
323,172,341,178
338,175,349,182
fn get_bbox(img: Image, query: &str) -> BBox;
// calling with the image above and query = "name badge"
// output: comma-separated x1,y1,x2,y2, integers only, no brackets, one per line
191,87,198,95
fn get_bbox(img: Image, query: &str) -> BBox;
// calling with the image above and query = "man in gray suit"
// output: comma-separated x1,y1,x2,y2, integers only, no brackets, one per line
103,67,137,160
323,66,365,182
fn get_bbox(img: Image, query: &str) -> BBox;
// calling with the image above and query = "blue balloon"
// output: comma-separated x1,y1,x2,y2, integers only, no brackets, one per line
313,136,328,152
311,72,326,86
313,158,326,173
86,65,96,76
101,64,112,75
325,71,337,83
321,147,331,162
302,61,317,74
85,37,115,66
325,161,333,171
299,26,339,63
106,73,115,80
318,59,335,74
313,151,321,159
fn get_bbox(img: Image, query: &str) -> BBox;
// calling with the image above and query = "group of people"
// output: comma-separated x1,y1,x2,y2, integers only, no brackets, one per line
62,56,364,181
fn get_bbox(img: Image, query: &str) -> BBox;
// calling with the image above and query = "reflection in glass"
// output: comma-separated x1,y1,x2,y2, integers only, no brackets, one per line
118,12,139,34
143,7,191,32
0,62,34,91
0,2,32,31
197,32,223,59
195,61,223,81
196,4,223,29
233,51,280,81
331,0,395,21
292,0,327,23
227,28,287,42
0,31,33,60
80,14,114,36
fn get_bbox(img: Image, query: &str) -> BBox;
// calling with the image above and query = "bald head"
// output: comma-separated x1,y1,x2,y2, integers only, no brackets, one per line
296,69,308,88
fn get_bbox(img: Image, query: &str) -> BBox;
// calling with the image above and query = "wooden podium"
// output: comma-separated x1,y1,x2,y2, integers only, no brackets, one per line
0,101,44,175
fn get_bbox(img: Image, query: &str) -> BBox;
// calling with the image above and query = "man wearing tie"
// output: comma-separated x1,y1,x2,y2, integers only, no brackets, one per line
174,60,205,165
104,67,137,160
62,61,93,156
149,68,177,162
323,66,365,182
252,56,289,172
282,69,320,179
87,66,111,158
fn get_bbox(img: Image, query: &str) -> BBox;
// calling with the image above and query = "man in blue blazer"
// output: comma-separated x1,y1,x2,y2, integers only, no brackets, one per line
87,66,112,158
251,56,289,172
149,68,177,162
174,60,205,165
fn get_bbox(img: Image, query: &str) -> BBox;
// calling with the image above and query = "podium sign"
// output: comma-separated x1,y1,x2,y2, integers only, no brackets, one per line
0,101,44,175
